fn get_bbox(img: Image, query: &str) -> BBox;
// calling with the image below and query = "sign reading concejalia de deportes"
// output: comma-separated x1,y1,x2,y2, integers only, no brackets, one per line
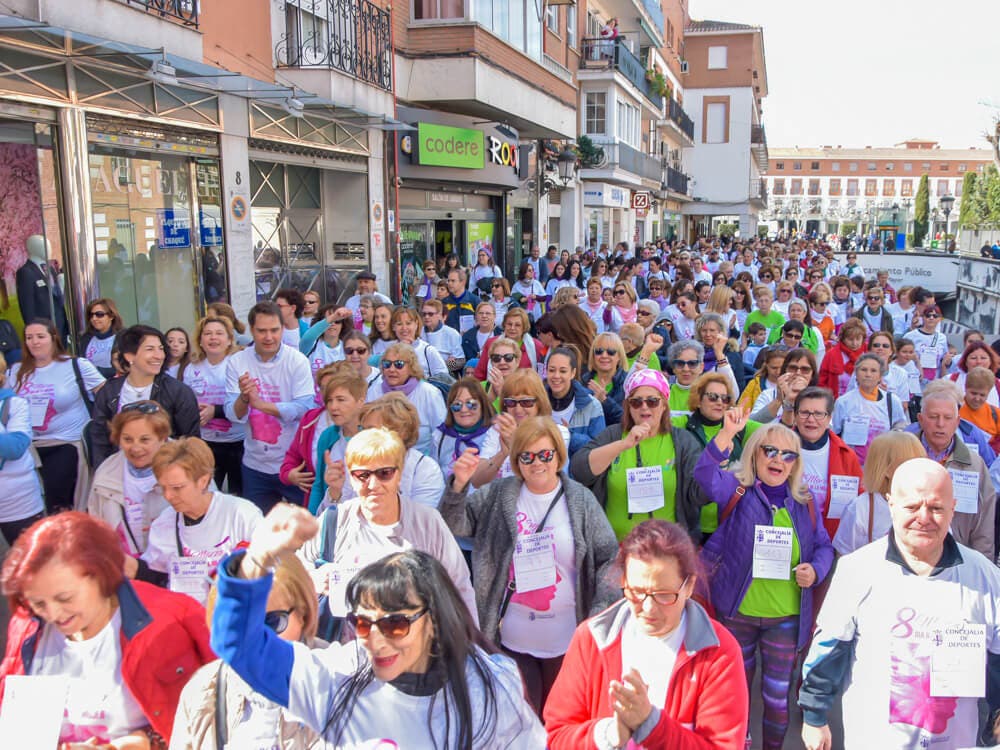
416,123,485,169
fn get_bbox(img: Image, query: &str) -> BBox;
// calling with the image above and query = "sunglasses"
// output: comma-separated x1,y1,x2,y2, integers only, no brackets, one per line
870,341,892,349
783,332,803,340
450,400,479,412
344,347,368,356
90,311,110,318
866,296,882,302
924,313,940,319
813,301,829,307
627,396,662,409
785,364,812,374
264,609,293,634
347,609,427,639
502,397,537,409
491,353,517,363
381,360,407,370
672,359,700,369
613,289,627,297
592,347,618,357
702,392,732,404
517,449,556,465
761,445,799,463
121,401,162,415
420,311,437,317
492,282,503,288
349,466,399,483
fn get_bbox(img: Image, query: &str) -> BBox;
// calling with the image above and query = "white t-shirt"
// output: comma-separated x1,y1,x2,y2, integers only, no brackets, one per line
365,381,446,456
501,483,579,657
281,325,301,349
181,357,245,443
84,334,115,372
620,609,687,709
800,440,831,515
225,346,314,472
0,395,43,523
478,424,570,481
118,379,152,410
142,490,262,574
421,325,464,360
305,340,345,392
120,465,166,556
833,491,892,555
904,329,948,384
10,359,104,442
832,389,908,463
31,610,147,744
432,427,492,480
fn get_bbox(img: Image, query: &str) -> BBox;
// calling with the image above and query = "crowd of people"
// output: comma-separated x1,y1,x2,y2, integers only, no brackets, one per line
1,236,1000,749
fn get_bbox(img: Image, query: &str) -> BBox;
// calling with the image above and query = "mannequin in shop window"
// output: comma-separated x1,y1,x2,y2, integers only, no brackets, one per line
16,235,68,340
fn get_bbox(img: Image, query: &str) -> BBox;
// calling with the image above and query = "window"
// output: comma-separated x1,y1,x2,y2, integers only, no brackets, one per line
846,179,859,196
586,11,601,37
883,179,894,196
585,92,606,135
829,179,841,196
808,179,820,195
956,180,963,197
829,198,840,209
886,162,894,171
832,162,841,172
901,179,913,197
790,179,802,195
921,162,931,172
793,161,802,171
773,179,786,195
867,162,877,171
940,163,949,171
958,163,967,173
865,179,877,196
566,4,576,47
775,162,784,170
415,0,464,19
704,100,728,144
545,4,558,34
810,161,820,171
937,180,949,196
707,46,727,69
617,100,640,148
904,163,913,172
471,0,541,60
849,162,858,172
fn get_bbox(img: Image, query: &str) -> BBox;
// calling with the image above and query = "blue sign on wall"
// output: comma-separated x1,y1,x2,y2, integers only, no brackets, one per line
157,209,192,249
199,207,223,247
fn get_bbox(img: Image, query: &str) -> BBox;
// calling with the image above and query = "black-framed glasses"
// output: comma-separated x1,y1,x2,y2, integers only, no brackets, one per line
492,282,504,288
622,577,690,606
761,445,799,463
450,400,479,413
870,342,892,349
517,449,556,465
866,296,882,302
491,353,517,363
344,347,368,356
347,609,427,639
502,397,537,409
349,466,399,483
813,301,829,307
672,359,700,369
420,311,436,317
121,401,162,415
264,609,293,634
734,290,746,295
613,289,627,297
702,392,732,404
627,396,662,409
381,360,407,370
796,409,829,421
592,347,618,357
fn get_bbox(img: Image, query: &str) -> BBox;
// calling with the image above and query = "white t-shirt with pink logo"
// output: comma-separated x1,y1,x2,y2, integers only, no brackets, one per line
10,359,104,442
181,357,245,443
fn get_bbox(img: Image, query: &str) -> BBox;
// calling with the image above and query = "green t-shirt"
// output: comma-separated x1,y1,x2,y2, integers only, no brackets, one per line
744,309,785,336
668,384,691,416
626,352,662,371
605,433,677,541
738,507,801,618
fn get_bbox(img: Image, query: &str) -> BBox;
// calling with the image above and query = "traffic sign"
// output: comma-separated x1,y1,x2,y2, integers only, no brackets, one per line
631,192,651,210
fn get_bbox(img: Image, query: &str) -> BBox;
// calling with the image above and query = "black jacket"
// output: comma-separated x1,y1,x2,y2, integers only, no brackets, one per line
580,368,627,426
90,373,201,467
16,260,67,336
78,331,121,379
461,325,502,361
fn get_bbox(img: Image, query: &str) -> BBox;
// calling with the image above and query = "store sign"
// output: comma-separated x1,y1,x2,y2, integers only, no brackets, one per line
487,135,519,173
157,208,191,249
584,183,629,208
199,207,223,247
416,123,484,169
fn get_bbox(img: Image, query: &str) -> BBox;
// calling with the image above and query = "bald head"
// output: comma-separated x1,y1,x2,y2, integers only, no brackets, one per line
888,458,955,565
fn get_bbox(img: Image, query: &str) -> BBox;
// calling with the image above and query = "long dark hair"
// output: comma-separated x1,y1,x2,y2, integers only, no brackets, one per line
16,318,70,391
324,551,511,749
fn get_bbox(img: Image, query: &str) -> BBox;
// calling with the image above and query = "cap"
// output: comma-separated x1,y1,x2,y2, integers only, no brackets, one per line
357,271,376,281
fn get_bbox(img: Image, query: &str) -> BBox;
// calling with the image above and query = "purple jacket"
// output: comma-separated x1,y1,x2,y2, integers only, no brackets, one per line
695,441,834,650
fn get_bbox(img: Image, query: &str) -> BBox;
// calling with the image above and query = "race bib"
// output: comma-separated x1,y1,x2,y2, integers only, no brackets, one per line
327,565,361,618
752,525,793,580
512,530,557,593
919,347,939,370
626,466,665,514
168,557,212,604
930,623,987,698
828,475,860,519
842,415,870,446
948,469,979,514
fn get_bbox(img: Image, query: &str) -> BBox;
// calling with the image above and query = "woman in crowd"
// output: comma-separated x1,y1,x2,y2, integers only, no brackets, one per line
751,348,819,423
488,277,516,320
544,519,749,749
298,305,354,382
669,292,700,342
481,336,520,409
620,324,662,372
544,344,606,456
172,554,323,749
545,262,568,298
180,315,244,495
412,259,439,304
440,251,462,276
772,281,796,318
207,302,251,347
0,512,214,746
832,431,925,555
512,261,548,322
571,369,705,542
731,281,753,340
432,377,495,479
0,352,44,545
593,258,615,289
212,520,545,747
663,339,705,416
565,259,586,293
12,318,105,513
387,306,449,379
551,285,582,310
165,327,191,378
605,281,638,333
807,286,836,345
369,301,395,358
355,295,376,338
340,330,380,389
694,312,743,388
738,346,788,414
470,248,502,295
369,342,446,455
442,417,619,712
549,305,597,362
91,324,201,467
818,318,867,396
581,332,629,426
949,339,1000,405
81,297,125,378
462,301,501,364
471,369,569,488
87,403,170,559
471,308,545,381
706,285,739,338
134,437,262,601
695,416,833,750
831,352,909,463
863,331,910,410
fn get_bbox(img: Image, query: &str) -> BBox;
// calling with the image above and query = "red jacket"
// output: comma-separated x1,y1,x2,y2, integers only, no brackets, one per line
545,600,748,750
821,430,865,539
279,406,326,505
0,579,214,742
817,342,866,396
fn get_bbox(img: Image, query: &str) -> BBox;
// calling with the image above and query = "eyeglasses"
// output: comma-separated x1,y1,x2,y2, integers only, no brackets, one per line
785,364,812,374
347,609,427,639
502,397,538,409
491,282,503,288
450,400,479,413
622,577,690,606
613,289,628,297
90,311,110,318
627,396,662,409
381,360,407,370
783,332,803,341
760,445,799,463
121,401,162,415
344,347,368,356
870,342,892,349
866,296,882,302
672,359,700,369
796,409,829,421
924,313,940,319
593,347,618,357
264,609,293,634
420,311,436,317
349,466,399,483
517,449,556,465
734,290,746,295
702,392,732,404
490,353,517,363
813,301,829,307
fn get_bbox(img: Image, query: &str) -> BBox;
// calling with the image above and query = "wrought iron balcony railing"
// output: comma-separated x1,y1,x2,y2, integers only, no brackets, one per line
580,38,663,110
665,165,688,195
118,0,198,26
667,98,694,141
277,0,393,92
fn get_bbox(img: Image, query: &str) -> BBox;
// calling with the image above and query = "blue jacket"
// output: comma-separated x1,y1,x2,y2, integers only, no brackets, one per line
580,369,626,426
695,441,834,650
461,325,501,362
443,292,479,332
0,388,30,466
550,381,606,456
904,420,997,466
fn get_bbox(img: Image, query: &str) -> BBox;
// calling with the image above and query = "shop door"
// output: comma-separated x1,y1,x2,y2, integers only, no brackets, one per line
400,221,432,307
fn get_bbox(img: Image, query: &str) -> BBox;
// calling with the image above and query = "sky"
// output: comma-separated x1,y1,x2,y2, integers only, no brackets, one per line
689,0,1000,151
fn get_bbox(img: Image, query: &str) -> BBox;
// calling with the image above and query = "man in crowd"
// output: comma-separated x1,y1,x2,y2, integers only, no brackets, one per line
344,271,391,327
421,298,465,376
442,267,479,334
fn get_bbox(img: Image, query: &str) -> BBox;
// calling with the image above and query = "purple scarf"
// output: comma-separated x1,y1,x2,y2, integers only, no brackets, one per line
437,422,491,459
381,376,419,397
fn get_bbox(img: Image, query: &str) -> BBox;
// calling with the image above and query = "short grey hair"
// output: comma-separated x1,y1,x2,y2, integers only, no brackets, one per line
695,313,726,337
854,352,885,375
668,339,704,363
637,299,660,316
921,380,962,414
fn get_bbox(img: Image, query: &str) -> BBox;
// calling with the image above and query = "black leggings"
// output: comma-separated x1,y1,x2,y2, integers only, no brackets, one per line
208,440,244,495
36,443,80,514
0,511,44,547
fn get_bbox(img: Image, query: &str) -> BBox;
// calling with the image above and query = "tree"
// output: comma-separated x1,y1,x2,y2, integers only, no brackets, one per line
959,172,978,229
986,115,1000,173
913,174,929,247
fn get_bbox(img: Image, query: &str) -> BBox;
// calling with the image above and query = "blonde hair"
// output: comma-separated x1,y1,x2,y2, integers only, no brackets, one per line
358,396,419,450
966,366,996,392
499,370,551,416
344,425,406,471
152,437,215,481
733,423,810,504
321,370,368,403
382,342,425,381
863,432,926,496
588,332,627,373
489,337,520,356
552,286,581,309
688,372,734,411
612,282,637,305
706,285,735,316
189,316,240,364
508,416,566,480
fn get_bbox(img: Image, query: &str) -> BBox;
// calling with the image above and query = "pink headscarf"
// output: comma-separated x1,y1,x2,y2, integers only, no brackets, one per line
623,368,670,401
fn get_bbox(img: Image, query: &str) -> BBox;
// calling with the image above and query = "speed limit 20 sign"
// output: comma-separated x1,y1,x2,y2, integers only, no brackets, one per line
631,192,651,210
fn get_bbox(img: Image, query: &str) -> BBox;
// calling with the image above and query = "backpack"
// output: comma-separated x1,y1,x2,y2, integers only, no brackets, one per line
0,319,17,353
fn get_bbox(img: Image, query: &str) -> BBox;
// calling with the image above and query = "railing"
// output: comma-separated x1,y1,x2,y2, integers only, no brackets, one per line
586,137,663,181
580,38,663,109
277,0,393,92
751,124,766,146
665,165,688,195
118,0,198,26
667,98,694,140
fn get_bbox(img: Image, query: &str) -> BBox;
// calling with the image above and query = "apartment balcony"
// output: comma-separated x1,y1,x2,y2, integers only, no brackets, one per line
657,97,694,145
580,38,663,111
277,0,393,92
116,0,198,26
583,135,663,186
664,165,689,197
751,124,769,171
750,177,768,207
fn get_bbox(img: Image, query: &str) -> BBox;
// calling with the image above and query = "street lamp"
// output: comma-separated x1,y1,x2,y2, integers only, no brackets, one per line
939,194,955,251
556,147,578,185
